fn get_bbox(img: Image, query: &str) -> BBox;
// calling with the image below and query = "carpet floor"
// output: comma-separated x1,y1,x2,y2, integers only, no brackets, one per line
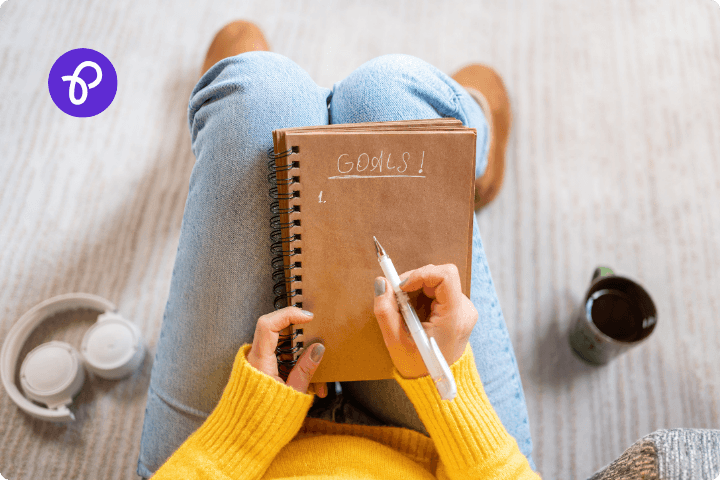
1,0,719,478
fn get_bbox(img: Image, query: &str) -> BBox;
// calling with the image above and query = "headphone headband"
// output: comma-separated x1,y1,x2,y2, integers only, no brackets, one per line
1,293,117,422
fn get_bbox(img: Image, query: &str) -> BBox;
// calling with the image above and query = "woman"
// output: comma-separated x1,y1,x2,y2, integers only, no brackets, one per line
137,20,538,479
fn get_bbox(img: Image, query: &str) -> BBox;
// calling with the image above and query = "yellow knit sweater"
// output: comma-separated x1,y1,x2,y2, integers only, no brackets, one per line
153,342,540,479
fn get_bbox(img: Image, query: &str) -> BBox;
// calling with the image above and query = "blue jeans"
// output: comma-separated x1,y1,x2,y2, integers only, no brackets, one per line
137,52,536,478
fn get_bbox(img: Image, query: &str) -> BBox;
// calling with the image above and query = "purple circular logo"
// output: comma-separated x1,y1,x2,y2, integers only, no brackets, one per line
48,48,117,117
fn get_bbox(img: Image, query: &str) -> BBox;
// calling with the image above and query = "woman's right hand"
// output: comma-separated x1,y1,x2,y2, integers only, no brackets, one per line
373,264,478,379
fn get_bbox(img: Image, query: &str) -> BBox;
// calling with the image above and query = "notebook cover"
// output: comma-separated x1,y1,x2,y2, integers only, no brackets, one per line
274,124,476,382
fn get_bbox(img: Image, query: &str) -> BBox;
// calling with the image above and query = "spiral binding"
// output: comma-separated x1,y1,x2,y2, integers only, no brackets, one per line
268,146,304,380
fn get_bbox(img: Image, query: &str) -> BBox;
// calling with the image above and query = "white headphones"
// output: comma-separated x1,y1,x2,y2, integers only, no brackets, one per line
1,293,145,422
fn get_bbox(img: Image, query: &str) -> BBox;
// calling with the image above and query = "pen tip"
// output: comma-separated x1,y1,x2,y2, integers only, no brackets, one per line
373,236,385,257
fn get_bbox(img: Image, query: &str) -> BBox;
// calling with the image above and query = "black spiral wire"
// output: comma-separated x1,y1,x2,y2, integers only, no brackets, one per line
267,146,304,380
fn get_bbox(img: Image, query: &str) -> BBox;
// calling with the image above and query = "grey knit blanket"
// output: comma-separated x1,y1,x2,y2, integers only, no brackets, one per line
589,429,720,480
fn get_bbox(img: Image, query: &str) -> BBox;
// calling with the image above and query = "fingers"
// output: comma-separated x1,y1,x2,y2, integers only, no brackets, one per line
251,307,315,360
398,263,463,305
373,277,410,345
310,382,328,398
286,342,325,395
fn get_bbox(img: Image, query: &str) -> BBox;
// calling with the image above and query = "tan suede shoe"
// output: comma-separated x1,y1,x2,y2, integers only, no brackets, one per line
452,64,512,210
201,20,270,77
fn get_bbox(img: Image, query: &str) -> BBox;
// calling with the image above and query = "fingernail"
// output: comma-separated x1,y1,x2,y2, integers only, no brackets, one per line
311,343,325,362
301,310,314,317
399,277,409,287
374,278,385,297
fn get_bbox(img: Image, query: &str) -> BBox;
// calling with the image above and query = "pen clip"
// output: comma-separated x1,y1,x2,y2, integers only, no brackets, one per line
429,337,457,400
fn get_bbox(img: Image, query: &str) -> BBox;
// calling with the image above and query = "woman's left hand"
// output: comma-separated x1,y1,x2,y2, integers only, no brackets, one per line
246,307,328,398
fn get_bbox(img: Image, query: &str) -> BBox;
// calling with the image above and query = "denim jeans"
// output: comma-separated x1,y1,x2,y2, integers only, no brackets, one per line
137,52,536,478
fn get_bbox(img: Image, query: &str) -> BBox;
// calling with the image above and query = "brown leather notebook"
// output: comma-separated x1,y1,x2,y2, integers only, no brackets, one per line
268,119,476,383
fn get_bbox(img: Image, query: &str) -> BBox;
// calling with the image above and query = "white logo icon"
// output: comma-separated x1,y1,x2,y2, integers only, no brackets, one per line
61,61,103,106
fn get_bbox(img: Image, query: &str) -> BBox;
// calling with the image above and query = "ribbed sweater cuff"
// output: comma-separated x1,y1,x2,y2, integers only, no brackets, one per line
173,344,315,478
394,343,537,478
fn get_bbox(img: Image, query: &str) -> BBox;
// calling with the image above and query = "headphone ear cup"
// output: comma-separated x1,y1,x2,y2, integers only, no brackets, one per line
80,313,145,380
19,341,86,410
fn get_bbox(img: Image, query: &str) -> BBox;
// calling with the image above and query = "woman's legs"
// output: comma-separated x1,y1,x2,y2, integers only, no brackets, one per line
136,51,331,478
331,54,535,470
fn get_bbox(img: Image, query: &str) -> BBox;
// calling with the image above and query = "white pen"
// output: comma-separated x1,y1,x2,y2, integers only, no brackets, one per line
373,236,457,400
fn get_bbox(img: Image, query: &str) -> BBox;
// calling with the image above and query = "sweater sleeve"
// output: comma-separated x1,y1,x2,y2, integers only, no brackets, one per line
393,343,541,480
152,344,315,480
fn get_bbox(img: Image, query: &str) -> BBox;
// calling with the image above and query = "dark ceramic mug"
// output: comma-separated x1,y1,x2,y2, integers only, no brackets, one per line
569,267,657,365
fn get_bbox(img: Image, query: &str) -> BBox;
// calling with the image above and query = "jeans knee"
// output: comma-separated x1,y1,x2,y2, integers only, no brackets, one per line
353,53,437,79
331,54,460,123
211,51,308,90
341,54,441,95
186,54,332,187
199,51,304,87
188,51,326,145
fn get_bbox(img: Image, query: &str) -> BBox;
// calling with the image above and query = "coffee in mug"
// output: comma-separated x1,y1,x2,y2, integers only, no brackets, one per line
569,267,657,364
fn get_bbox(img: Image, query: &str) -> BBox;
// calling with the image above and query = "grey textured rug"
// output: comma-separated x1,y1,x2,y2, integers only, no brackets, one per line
1,0,719,478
